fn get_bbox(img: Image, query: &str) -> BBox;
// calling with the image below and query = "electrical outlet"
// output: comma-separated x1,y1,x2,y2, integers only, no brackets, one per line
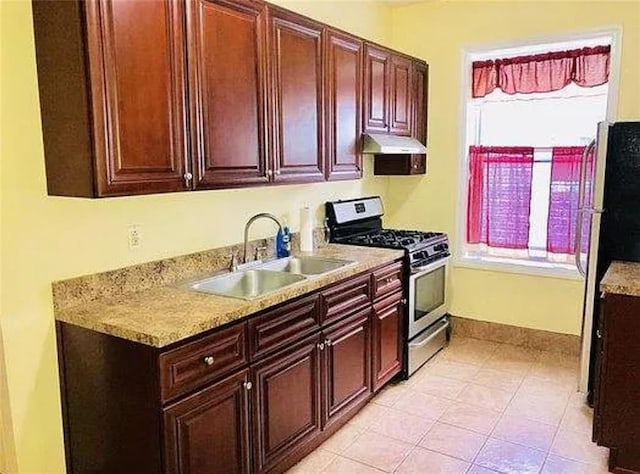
128,225,142,250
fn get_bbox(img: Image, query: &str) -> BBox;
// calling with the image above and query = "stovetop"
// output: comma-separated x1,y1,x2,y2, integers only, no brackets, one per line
326,196,450,269
334,229,445,252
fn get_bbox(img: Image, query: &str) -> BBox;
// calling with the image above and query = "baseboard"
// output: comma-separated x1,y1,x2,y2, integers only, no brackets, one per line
449,315,581,356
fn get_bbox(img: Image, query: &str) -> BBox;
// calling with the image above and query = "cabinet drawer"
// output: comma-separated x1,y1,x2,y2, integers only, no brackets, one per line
160,322,248,402
249,294,321,361
320,274,371,326
372,261,404,300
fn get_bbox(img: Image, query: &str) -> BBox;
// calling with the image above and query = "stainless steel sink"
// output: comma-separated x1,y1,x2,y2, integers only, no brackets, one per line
187,269,306,300
259,256,355,275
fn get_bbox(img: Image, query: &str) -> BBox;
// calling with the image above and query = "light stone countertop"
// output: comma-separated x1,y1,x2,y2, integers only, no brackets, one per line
54,245,404,348
601,261,640,297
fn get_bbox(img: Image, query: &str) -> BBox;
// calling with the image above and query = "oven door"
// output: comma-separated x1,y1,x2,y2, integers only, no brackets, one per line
408,257,449,339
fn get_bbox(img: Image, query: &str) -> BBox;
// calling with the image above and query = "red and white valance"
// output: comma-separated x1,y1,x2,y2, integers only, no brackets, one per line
472,45,610,98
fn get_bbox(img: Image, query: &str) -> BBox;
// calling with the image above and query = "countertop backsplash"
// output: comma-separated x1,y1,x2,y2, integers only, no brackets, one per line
52,227,327,313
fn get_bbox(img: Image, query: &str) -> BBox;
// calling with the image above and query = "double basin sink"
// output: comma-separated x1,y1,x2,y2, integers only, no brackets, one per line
185,256,355,300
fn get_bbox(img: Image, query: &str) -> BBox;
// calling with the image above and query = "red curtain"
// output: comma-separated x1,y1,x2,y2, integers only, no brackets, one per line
547,146,593,254
467,146,534,249
472,46,610,98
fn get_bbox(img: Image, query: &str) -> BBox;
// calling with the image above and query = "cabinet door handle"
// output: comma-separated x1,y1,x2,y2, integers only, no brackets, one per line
274,169,281,176
325,339,332,347
596,329,602,339
266,169,273,177
401,298,407,305
243,381,253,391
183,172,193,186
318,342,325,351
203,355,215,366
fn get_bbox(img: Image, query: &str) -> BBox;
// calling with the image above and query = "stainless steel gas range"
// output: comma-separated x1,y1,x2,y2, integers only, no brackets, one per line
326,196,450,377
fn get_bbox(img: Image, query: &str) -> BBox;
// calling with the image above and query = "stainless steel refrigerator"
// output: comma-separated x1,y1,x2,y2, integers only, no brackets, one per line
578,121,640,394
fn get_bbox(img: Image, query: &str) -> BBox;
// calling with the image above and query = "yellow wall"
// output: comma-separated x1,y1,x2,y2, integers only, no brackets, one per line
387,1,640,335
0,1,390,472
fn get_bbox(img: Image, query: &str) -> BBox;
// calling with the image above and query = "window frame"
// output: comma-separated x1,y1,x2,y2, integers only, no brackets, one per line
454,28,622,280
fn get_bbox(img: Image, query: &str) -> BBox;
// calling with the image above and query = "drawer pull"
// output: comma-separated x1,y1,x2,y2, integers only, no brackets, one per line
203,356,215,366
243,381,253,391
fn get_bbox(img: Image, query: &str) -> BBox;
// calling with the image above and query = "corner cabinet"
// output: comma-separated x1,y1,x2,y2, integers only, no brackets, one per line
593,293,640,473
33,0,190,197
57,259,405,473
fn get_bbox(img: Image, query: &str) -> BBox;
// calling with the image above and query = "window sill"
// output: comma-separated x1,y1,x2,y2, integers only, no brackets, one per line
454,255,584,281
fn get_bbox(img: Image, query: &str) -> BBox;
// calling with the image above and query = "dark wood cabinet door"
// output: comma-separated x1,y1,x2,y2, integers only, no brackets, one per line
412,60,428,146
85,0,190,196
363,45,390,133
268,8,325,183
322,308,372,428
594,294,640,451
187,0,269,189
252,333,322,473
325,30,363,181
389,55,412,136
164,369,251,474
372,292,404,392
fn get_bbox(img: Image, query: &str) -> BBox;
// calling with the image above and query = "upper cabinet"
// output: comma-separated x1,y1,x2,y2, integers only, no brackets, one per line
363,45,391,134
33,0,429,197
363,45,416,138
325,30,363,181
268,7,325,183
389,55,412,136
412,60,429,147
33,0,190,197
187,0,270,189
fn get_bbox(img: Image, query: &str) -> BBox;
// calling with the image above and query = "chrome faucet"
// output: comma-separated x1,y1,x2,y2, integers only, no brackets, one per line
243,213,283,263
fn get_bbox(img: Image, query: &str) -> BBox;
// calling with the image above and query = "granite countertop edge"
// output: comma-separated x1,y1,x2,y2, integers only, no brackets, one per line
600,260,640,298
55,246,404,348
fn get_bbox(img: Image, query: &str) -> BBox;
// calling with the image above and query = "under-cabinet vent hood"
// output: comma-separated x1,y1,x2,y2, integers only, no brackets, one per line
362,133,427,155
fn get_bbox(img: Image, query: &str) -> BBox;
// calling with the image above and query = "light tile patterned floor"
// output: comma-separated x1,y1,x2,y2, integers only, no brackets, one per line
287,337,609,474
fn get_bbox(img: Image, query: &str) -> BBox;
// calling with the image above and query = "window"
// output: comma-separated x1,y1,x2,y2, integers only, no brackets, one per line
459,37,613,276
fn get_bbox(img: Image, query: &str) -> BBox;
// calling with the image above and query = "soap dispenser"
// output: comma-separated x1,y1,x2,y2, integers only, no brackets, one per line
276,220,291,258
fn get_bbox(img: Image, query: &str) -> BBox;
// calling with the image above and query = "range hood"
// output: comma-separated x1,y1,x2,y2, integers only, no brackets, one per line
362,133,427,154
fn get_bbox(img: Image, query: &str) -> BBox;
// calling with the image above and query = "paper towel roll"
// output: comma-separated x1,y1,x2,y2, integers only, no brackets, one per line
300,206,314,253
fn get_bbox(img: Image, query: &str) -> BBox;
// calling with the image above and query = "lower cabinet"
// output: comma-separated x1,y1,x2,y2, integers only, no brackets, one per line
372,292,404,391
252,308,375,473
593,292,640,473
58,260,405,474
163,369,252,474
252,333,323,473
323,308,372,428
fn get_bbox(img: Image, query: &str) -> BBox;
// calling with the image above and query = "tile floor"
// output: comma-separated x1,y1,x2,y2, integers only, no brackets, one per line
287,337,609,474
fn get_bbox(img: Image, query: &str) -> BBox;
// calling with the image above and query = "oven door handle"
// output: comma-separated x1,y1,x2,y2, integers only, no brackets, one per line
411,256,450,276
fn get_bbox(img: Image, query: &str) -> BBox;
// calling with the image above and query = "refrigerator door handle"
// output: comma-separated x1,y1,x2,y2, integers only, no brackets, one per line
574,139,597,277
574,209,586,277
